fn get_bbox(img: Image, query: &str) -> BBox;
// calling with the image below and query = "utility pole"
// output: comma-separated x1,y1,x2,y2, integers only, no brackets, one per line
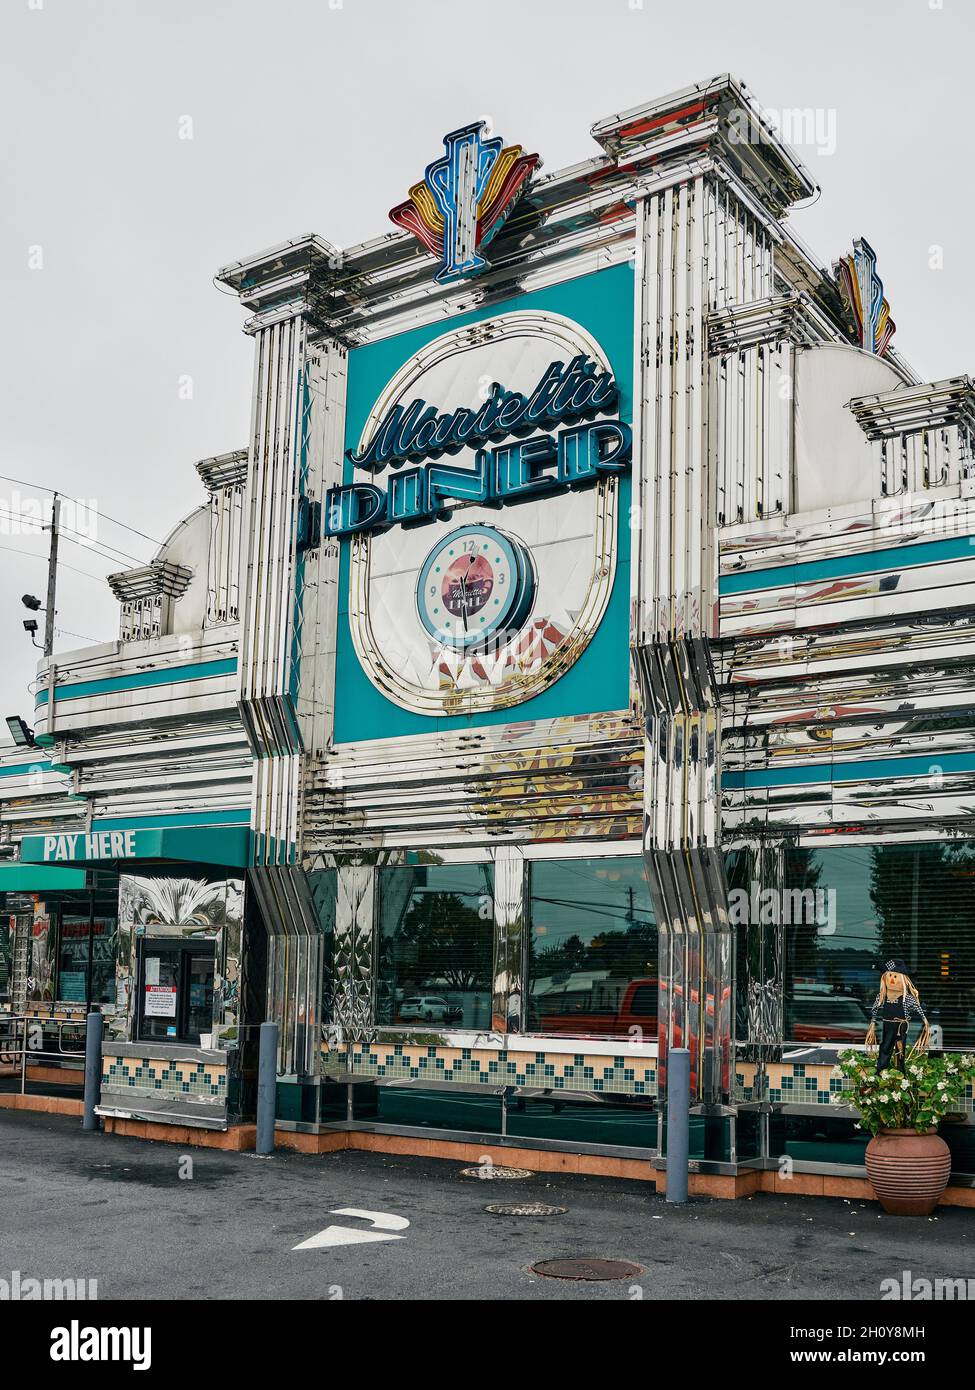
43,493,60,657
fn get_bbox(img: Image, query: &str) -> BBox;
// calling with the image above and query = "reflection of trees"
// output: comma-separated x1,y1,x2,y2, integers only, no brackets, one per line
784,847,824,982
389,892,491,991
870,843,975,1038
529,922,657,978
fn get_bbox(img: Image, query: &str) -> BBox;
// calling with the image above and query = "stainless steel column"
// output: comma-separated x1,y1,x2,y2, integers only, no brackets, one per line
217,242,347,1080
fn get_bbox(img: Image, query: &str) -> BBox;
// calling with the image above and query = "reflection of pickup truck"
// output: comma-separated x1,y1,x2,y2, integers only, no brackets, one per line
785,990,945,1049
785,990,871,1044
538,978,657,1039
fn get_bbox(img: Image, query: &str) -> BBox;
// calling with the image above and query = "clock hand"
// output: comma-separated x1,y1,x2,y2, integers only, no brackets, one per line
458,574,469,630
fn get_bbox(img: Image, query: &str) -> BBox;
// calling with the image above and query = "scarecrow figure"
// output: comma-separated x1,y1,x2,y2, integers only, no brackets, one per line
865,959,931,1072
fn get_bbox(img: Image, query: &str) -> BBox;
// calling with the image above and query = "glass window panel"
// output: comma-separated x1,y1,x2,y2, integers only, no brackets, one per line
375,1088,502,1135
186,952,215,1041
376,863,494,1029
0,912,11,1000
139,947,181,1042
781,843,975,1049
57,914,91,1004
527,856,657,1038
506,1096,657,1149
90,915,118,1005
308,869,337,1025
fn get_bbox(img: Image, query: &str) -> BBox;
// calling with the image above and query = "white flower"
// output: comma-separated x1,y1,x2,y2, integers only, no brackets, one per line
901,1080,910,1090
937,1081,947,1091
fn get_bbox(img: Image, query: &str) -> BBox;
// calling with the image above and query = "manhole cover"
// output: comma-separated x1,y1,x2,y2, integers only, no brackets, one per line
458,1166,534,1180
485,1203,567,1217
532,1258,644,1281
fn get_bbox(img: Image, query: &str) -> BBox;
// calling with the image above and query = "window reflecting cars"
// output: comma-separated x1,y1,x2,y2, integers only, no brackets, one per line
398,995,462,1024
785,988,871,1043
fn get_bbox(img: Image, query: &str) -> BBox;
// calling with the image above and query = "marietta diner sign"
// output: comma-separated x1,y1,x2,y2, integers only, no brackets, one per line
326,354,632,538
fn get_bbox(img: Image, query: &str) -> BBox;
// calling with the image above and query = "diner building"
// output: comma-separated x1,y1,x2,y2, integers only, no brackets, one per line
2,75,973,1188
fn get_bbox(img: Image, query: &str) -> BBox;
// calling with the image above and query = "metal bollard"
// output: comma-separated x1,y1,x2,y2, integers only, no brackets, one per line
83,1010,103,1132
665,1046,690,1204
256,1022,279,1156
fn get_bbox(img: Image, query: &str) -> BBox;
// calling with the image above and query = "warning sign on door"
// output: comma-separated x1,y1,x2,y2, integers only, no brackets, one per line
144,985,177,1018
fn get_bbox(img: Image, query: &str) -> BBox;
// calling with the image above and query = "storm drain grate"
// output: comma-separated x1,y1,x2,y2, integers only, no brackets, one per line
531,1258,644,1281
485,1202,567,1217
458,1165,535,1180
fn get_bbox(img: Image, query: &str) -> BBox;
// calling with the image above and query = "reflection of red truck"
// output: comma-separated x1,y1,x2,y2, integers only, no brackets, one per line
539,977,657,1038
784,990,871,1044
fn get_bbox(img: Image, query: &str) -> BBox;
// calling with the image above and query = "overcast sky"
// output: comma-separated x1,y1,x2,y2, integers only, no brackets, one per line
1,0,971,726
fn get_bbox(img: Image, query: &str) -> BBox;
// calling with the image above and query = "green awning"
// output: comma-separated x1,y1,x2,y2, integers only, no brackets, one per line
0,864,89,891
18,825,251,870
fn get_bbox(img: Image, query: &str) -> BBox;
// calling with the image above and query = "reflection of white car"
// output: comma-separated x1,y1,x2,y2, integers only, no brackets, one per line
399,996,459,1023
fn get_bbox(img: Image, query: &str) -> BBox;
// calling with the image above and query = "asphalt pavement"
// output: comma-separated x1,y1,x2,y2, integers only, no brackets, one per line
0,1109,972,1301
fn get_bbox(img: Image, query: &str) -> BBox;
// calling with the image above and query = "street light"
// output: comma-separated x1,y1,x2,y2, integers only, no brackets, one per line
20,595,45,648
4,715,36,748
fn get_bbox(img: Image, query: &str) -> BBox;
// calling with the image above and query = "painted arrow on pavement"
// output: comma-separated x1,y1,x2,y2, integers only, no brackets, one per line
293,1208,410,1250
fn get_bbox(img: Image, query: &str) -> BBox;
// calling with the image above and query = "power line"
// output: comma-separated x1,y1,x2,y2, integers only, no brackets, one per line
0,472,165,548
0,538,117,585
59,530,148,568
55,625,104,644
0,504,152,569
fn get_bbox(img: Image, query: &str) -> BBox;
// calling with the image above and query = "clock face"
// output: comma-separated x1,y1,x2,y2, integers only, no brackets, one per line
416,525,536,649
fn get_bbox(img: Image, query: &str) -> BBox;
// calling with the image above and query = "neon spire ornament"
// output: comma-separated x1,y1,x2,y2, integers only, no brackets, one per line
390,122,540,284
835,236,896,356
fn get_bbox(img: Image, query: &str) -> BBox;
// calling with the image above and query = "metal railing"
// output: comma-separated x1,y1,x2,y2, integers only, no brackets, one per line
0,1014,87,1095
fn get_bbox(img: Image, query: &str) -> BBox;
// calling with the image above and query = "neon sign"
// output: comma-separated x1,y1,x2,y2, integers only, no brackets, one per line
389,122,540,284
326,354,631,538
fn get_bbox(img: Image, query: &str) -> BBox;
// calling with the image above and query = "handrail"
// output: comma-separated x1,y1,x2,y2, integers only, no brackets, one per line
0,1014,86,1095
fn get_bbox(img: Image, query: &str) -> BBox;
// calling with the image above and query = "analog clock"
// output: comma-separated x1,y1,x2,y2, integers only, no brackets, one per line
416,524,536,649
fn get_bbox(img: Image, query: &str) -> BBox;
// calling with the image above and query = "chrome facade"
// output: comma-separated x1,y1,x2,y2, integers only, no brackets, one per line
3,74,973,1174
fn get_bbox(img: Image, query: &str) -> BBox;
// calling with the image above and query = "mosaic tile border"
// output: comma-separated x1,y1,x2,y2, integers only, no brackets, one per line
101,1055,227,1101
735,1061,975,1113
326,1043,657,1097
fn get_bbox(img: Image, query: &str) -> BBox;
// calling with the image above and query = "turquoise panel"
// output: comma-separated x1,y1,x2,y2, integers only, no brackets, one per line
334,262,634,744
0,760,52,778
723,749,975,790
34,657,238,707
719,534,975,596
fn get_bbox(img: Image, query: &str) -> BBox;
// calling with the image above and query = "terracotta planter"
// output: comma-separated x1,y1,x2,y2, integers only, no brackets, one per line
864,1128,952,1215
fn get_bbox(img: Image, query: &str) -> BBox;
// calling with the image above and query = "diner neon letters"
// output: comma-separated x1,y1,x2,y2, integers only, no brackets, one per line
328,354,630,537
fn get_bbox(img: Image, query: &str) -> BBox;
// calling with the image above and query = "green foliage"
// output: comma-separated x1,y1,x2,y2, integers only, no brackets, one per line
834,1050,975,1135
